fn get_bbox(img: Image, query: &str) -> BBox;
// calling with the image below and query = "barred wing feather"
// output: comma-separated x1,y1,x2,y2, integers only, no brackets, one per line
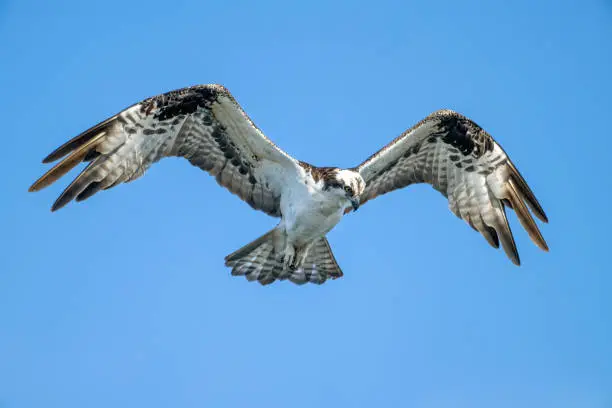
356,110,548,265
29,84,300,217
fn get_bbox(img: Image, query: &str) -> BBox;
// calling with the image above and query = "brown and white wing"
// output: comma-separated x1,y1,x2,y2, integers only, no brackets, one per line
29,84,300,217
355,109,549,265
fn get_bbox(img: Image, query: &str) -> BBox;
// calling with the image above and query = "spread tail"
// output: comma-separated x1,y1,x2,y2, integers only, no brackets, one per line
224,229,343,285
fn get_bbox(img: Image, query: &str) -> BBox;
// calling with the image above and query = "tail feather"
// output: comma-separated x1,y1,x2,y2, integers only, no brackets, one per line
289,237,343,284
225,229,283,285
225,230,343,285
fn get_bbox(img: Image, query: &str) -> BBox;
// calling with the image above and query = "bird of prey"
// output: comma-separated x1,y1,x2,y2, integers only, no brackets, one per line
29,84,549,285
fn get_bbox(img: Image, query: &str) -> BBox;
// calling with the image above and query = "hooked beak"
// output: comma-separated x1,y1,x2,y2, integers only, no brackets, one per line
350,197,360,211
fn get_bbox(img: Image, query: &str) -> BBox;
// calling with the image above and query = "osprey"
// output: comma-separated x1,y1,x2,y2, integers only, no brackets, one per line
30,84,549,285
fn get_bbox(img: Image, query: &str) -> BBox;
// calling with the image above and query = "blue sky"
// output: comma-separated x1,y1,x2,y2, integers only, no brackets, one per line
1,0,611,407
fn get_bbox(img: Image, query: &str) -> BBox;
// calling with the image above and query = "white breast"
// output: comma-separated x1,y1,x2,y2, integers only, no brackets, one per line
279,170,346,247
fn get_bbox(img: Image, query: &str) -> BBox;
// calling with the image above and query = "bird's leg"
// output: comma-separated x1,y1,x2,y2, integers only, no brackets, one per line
293,246,310,269
282,245,296,271
281,244,310,271
273,230,286,260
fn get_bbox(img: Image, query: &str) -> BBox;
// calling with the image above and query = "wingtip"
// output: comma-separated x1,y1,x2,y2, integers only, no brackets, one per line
532,206,549,224
508,248,521,266
50,196,70,212
28,178,47,193
507,163,548,224
42,154,57,164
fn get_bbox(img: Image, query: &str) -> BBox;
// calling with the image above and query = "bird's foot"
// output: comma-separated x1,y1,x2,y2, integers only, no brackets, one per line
282,245,296,271
294,247,309,268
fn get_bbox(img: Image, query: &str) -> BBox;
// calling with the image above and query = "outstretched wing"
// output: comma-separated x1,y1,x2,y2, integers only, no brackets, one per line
355,109,548,265
29,84,300,217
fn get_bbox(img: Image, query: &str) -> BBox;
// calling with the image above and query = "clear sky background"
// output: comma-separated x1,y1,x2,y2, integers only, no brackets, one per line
1,1,611,407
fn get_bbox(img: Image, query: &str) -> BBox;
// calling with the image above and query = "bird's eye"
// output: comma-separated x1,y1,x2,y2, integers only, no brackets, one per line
344,185,353,194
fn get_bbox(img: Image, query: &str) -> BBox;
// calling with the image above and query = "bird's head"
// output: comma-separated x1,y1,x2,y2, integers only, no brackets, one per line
323,169,365,212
